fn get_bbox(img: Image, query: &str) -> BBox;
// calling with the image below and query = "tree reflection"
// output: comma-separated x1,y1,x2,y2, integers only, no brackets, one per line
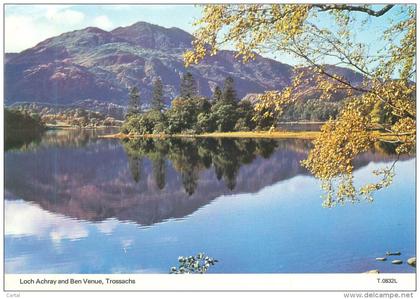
152,158,166,190
5,128,117,152
122,138,279,195
5,129,43,152
128,156,142,183
122,137,406,206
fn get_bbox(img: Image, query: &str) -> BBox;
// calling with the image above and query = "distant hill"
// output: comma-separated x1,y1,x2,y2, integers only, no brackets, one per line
5,21,364,111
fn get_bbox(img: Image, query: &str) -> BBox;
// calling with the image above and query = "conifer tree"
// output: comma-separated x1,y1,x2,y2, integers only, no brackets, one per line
222,76,237,105
180,72,198,98
151,78,165,112
127,86,140,117
212,86,223,102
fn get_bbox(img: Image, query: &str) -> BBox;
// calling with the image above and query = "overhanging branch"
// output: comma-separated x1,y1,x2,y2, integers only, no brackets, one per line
313,4,394,17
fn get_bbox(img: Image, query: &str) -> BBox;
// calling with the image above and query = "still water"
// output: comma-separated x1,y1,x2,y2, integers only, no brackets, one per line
5,129,415,273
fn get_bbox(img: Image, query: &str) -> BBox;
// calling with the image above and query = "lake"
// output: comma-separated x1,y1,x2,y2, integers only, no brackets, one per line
4,128,416,274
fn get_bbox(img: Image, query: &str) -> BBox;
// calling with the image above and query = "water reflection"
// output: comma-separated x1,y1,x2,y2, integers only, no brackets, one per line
5,129,43,152
5,129,404,227
122,138,280,193
5,127,119,152
4,129,415,274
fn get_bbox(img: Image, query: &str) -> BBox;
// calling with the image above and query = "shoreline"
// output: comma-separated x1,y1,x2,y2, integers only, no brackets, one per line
46,125,121,130
98,130,407,141
99,131,321,139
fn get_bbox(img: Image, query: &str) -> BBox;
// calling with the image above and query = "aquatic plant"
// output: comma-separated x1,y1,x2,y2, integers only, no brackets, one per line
170,253,218,274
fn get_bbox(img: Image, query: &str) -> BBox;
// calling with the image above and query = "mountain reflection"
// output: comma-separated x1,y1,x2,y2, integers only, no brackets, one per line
4,129,401,226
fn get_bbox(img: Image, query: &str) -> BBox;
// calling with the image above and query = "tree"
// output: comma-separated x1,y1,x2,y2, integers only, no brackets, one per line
127,86,141,117
165,95,212,134
235,100,256,131
180,72,198,98
151,78,165,113
166,97,199,133
212,86,223,103
5,109,45,151
222,76,237,106
196,112,215,133
184,4,415,205
210,100,238,132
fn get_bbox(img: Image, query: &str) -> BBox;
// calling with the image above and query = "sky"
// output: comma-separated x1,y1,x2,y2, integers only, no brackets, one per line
5,5,202,53
4,4,414,66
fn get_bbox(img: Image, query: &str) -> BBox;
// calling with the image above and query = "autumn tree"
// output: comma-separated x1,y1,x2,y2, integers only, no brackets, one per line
184,4,416,206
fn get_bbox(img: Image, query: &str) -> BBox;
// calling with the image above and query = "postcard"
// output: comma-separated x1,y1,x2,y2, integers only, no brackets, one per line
3,2,417,295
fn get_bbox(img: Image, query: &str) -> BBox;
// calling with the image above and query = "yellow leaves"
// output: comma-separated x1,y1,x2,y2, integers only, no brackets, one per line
252,89,296,126
390,117,416,154
185,4,416,206
359,166,395,202
301,107,373,180
184,4,311,66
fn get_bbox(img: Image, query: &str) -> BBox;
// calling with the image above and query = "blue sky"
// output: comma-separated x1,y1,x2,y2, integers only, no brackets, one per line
5,4,414,66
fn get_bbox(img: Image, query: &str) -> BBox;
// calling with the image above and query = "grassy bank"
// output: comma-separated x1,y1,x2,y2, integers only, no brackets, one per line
100,130,321,139
100,130,407,141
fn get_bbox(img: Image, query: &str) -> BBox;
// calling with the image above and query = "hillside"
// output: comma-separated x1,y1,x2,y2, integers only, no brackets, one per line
5,21,363,111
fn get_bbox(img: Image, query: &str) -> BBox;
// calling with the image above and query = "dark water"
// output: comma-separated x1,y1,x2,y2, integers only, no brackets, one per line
4,129,415,273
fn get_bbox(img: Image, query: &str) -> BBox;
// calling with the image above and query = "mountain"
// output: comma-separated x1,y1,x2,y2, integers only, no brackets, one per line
4,21,363,109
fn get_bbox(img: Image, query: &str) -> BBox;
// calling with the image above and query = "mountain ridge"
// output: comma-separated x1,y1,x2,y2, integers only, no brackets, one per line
5,21,363,110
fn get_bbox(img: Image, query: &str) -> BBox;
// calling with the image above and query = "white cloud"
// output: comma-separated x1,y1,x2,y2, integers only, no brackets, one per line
93,15,113,30
5,6,85,52
5,15,56,52
45,7,85,25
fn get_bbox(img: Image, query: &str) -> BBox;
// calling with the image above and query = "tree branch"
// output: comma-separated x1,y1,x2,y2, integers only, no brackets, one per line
313,4,394,17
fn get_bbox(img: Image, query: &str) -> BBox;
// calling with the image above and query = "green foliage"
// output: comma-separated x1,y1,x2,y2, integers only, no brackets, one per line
10,103,123,128
222,76,237,106
121,72,336,135
280,99,342,122
151,78,165,112
235,100,256,131
127,86,141,117
196,112,215,133
5,108,46,151
5,108,45,133
205,77,240,132
165,97,202,133
212,85,223,103
170,253,218,274
121,110,163,134
210,101,238,132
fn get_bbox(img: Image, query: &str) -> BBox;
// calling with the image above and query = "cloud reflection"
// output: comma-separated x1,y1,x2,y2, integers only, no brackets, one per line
6,200,88,242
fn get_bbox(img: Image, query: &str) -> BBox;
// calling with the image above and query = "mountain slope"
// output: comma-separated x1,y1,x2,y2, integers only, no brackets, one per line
4,21,362,108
